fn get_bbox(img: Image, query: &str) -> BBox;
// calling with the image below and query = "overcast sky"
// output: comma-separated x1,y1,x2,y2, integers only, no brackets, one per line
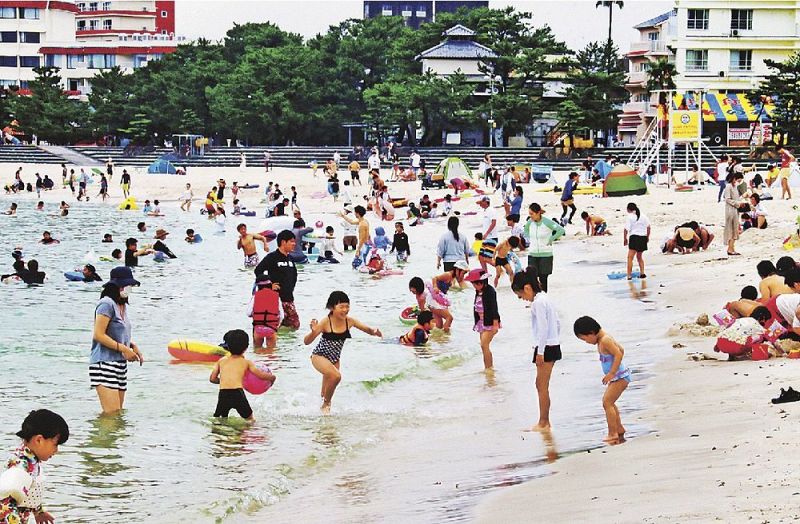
176,0,674,51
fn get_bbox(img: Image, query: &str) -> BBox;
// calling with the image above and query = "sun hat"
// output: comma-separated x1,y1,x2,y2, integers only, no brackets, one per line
104,266,140,288
154,228,169,239
453,260,469,271
477,196,490,204
464,268,488,282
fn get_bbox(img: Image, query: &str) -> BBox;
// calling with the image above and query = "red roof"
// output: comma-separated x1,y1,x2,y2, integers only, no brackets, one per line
0,1,77,13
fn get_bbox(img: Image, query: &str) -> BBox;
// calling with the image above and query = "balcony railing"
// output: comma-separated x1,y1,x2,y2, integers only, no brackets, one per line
626,71,648,84
628,40,668,55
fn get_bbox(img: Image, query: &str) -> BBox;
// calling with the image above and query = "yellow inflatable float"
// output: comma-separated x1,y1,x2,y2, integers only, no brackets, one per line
118,197,139,210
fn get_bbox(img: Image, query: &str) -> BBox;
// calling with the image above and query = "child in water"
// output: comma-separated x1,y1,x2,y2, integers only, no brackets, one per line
573,316,631,445
317,226,343,263
408,276,453,332
304,291,382,413
400,310,433,346
465,269,500,370
0,409,69,524
210,329,276,421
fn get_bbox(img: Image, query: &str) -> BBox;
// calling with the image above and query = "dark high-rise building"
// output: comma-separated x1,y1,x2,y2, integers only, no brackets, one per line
363,1,488,29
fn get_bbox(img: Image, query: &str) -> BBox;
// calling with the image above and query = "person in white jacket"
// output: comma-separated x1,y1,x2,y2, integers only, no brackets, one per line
512,266,562,431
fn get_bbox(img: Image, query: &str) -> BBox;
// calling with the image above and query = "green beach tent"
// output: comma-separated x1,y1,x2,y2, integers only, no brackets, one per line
434,157,474,181
603,164,647,197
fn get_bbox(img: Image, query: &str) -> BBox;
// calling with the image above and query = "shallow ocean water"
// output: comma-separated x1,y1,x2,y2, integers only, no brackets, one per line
0,196,673,523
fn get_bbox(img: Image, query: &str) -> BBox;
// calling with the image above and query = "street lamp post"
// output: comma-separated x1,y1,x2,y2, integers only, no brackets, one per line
484,74,501,147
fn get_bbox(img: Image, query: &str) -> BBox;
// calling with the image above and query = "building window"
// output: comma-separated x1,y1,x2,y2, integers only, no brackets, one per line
730,50,753,71
77,20,86,30
44,55,55,67
19,8,40,20
0,56,17,67
67,55,85,69
103,19,111,30
20,32,40,43
0,7,16,18
401,4,412,17
638,62,651,72
88,2,98,11
0,32,16,43
382,4,393,15
161,10,168,17
68,79,84,92
685,49,708,71
19,56,40,68
102,1,111,10
77,3,86,12
133,55,147,68
687,9,709,30
89,19,99,30
730,9,752,31
647,31,659,41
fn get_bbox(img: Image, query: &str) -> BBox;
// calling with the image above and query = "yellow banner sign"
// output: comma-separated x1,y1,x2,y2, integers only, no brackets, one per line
671,110,701,142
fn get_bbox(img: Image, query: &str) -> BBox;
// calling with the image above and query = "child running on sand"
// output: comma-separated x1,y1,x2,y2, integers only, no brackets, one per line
237,224,269,268
0,409,69,524
574,316,631,445
399,310,433,346
409,276,453,332
304,291,382,413
581,212,611,236
210,329,276,421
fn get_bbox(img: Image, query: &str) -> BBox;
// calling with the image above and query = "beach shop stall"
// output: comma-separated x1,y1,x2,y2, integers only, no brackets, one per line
698,92,775,147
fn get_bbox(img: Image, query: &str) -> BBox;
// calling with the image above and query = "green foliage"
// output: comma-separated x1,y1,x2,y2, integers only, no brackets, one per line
646,59,678,94
753,52,800,143
87,66,134,135
119,112,152,144
558,41,626,140
9,67,90,143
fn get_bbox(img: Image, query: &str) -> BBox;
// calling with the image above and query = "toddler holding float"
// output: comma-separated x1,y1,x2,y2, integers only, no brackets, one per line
573,316,631,445
0,409,69,524
210,329,276,421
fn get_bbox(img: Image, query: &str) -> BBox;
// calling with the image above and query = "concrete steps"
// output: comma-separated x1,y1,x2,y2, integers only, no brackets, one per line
0,145,65,165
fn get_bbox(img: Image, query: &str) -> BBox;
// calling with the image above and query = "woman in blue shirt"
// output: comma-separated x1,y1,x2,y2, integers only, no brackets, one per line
90,266,143,414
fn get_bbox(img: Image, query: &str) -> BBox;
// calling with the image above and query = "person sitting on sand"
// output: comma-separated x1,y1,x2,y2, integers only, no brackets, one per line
758,260,793,299
746,193,768,229
725,286,763,319
581,212,611,236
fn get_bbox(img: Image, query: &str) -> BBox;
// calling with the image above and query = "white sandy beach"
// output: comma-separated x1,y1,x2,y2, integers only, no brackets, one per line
3,161,800,520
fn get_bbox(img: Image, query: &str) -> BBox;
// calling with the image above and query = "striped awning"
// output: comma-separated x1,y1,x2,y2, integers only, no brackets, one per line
671,92,774,122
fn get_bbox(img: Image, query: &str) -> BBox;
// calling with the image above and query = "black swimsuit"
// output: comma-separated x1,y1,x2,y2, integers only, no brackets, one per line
311,315,351,364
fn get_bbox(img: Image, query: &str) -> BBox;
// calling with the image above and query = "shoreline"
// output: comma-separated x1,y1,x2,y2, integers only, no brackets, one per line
474,211,800,521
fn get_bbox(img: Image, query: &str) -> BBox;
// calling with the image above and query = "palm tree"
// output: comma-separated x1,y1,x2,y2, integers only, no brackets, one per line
646,59,678,105
596,1,624,48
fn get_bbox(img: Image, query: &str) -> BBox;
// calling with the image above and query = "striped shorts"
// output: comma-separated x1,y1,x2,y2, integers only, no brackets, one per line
89,361,128,391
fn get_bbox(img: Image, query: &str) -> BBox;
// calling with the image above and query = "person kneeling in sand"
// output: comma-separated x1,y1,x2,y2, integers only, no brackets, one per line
725,286,762,319
581,212,611,236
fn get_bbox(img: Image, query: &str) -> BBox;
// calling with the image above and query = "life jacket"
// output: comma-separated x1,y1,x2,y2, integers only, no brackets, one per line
252,286,281,336
400,326,429,346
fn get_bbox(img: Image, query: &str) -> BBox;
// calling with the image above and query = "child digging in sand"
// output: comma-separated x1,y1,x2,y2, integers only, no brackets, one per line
574,316,631,444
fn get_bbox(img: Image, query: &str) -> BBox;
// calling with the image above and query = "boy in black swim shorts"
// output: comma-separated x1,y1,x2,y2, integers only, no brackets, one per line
210,330,276,421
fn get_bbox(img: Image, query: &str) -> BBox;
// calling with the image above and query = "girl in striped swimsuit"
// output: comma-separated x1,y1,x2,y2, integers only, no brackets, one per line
304,291,383,413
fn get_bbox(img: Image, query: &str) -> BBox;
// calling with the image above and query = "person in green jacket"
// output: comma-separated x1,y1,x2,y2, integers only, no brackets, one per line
523,203,565,292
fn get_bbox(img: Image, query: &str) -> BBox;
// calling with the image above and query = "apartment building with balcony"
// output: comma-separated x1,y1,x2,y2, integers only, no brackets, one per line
621,1,798,145
0,1,178,97
619,11,674,145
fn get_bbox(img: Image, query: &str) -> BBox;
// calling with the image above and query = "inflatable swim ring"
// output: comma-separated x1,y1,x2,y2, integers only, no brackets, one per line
118,197,138,210
64,271,85,282
391,198,408,208
674,185,694,192
167,339,229,362
400,306,419,325
240,184,260,189
99,256,115,262
243,363,273,395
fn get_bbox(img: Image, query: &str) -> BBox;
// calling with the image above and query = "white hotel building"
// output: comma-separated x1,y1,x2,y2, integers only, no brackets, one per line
0,1,178,96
